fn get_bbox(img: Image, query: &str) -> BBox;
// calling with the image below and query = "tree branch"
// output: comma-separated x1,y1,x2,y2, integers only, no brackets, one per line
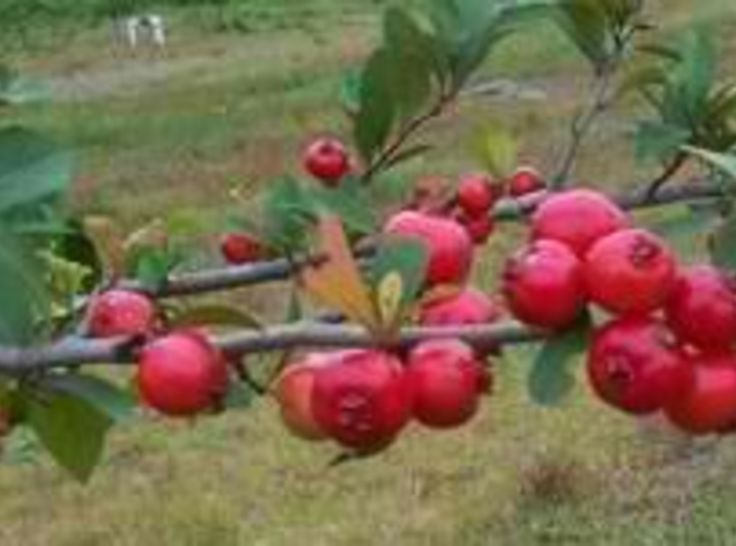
553,66,616,186
360,94,452,183
643,153,688,202
491,179,722,219
0,322,542,376
95,181,722,300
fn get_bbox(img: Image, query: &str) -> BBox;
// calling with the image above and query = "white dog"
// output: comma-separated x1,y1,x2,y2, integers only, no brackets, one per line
121,14,166,48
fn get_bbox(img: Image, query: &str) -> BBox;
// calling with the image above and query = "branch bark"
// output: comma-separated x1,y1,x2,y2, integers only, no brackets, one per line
0,322,542,376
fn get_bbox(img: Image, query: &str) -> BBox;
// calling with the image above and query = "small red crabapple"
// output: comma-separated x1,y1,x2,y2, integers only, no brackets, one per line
665,265,736,352
531,189,629,256
303,137,350,185
584,228,677,316
89,289,156,338
420,287,504,356
384,210,474,286
274,353,335,441
310,349,413,452
420,287,502,326
664,353,736,435
406,339,487,429
220,232,263,265
137,331,229,417
502,239,586,330
508,166,546,197
587,317,692,415
456,211,495,245
456,173,499,218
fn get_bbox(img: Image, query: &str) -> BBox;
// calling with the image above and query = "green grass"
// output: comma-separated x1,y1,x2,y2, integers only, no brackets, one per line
3,1,736,544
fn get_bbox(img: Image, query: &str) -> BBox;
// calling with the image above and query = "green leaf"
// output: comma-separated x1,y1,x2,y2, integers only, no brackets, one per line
429,0,518,90
169,305,264,330
673,28,716,124
634,121,690,163
383,7,434,121
529,313,592,406
260,177,314,253
26,390,112,482
710,214,736,271
354,49,396,164
553,0,610,73
638,202,717,259
0,233,48,344
682,146,736,182
339,69,362,114
0,127,73,219
129,247,180,292
44,374,136,423
223,381,256,410
310,176,377,235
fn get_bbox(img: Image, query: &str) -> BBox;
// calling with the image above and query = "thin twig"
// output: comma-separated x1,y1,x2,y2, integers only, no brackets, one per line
553,65,616,186
643,153,688,202
361,95,452,183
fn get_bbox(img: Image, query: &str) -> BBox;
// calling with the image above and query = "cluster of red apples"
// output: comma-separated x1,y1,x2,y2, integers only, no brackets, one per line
81,136,736,457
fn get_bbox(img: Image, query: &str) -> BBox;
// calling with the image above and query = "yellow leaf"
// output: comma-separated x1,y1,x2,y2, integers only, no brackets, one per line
299,215,379,331
377,272,404,327
83,216,125,280
472,125,518,178
123,219,169,255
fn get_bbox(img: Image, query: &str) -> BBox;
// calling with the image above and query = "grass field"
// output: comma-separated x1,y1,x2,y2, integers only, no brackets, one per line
3,1,736,544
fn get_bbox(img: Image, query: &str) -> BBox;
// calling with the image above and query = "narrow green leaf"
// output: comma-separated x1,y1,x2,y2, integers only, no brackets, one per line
260,177,314,253
529,313,592,406
26,391,112,482
383,7,433,121
637,202,717,259
682,146,736,182
553,0,610,73
354,49,396,164
634,121,690,163
170,305,264,330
